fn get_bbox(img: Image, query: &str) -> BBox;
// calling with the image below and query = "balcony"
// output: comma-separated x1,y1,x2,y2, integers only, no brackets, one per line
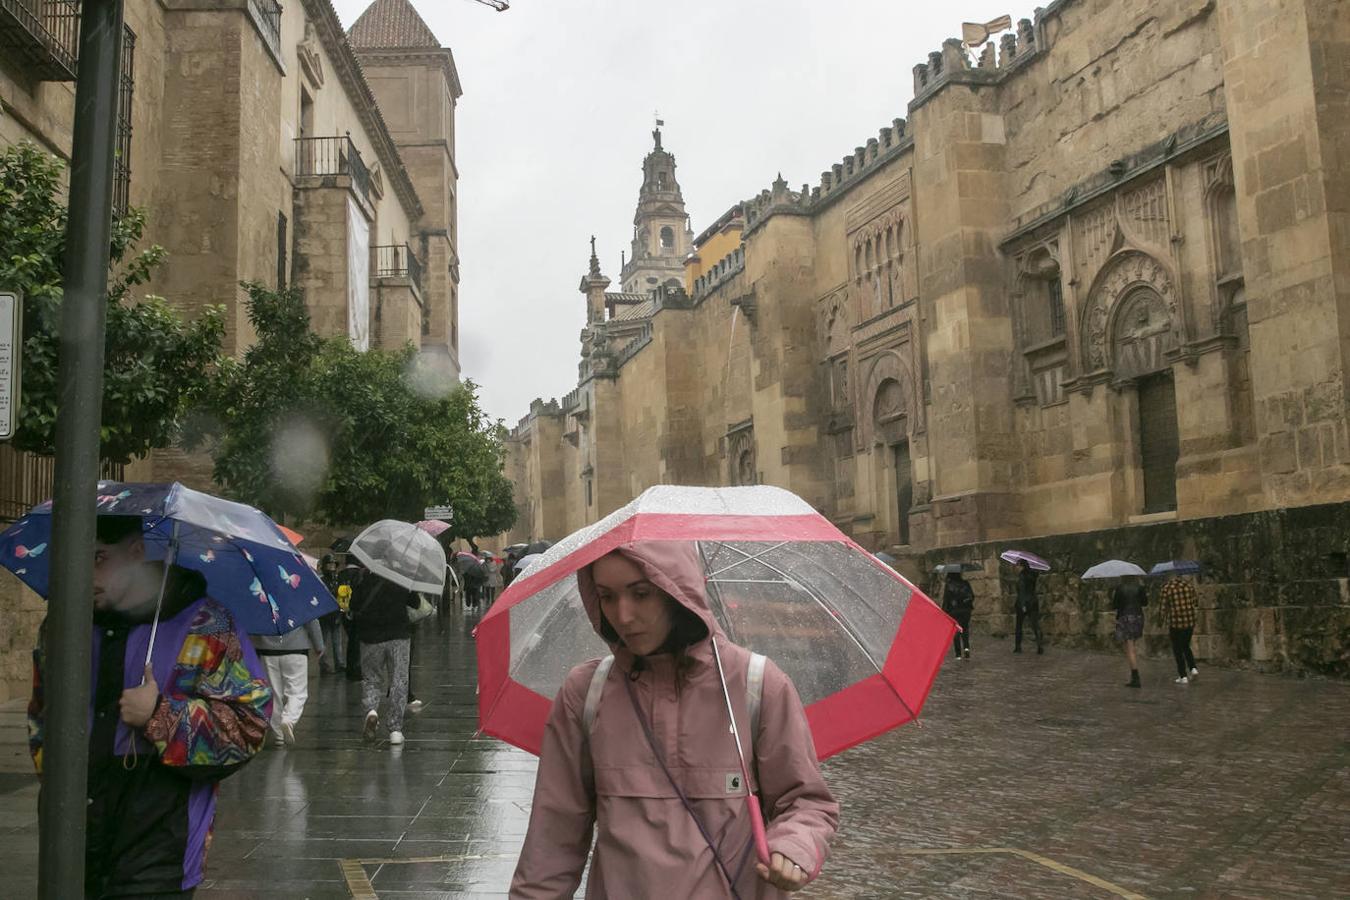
373,243,423,296
295,135,371,205
246,0,281,58
0,0,81,81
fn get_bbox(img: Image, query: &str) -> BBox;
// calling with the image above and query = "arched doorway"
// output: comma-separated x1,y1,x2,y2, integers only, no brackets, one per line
873,377,911,545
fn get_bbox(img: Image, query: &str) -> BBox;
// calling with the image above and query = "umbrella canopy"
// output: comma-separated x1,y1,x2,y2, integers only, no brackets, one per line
505,543,530,554
416,519,451,537
350,520,447,594
278,525,304,546
513,552,544,573
0,481,338,634
330,536,353,554
874,551,898,567
934,562,981,574
525,539,552,555
1000,549,1050,571
476,485,955,761
1082,559,1147,579
1150,559,1202,577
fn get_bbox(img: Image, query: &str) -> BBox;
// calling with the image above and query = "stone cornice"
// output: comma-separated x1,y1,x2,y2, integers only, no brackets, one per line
351,46,463,99
301,0,424,221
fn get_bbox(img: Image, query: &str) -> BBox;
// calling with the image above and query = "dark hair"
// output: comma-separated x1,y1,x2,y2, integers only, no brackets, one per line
95,515,143,546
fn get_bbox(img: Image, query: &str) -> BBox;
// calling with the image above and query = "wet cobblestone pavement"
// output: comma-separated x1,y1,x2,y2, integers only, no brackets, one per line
2,610,1348,898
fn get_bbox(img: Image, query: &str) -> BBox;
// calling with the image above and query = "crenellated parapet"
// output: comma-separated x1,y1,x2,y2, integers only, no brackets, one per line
691,246,746,300
912,14,1043,102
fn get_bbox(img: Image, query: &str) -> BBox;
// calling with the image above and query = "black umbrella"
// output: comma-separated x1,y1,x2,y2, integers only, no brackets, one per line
525,540,552,555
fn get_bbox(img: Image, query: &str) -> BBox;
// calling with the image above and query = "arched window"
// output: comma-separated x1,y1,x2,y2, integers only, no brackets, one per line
659,226,675,252
657,172,669,191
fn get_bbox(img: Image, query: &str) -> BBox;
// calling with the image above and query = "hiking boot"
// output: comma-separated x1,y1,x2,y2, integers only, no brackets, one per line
363,710,379,740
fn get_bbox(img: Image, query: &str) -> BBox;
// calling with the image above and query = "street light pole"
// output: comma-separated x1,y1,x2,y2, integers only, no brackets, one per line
39,1,125,897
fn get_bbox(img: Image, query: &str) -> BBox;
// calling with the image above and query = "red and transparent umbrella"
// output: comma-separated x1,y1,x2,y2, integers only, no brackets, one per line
476,485,956,761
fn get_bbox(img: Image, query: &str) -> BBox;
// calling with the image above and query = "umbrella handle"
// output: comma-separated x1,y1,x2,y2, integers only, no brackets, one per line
747,794,770,866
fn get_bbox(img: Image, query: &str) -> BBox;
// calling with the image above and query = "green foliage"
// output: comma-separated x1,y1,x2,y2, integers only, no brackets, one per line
188,282,517,539
0,141,224,464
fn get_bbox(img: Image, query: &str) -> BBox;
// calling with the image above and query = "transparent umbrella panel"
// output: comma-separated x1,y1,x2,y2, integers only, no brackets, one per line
507,540,913,706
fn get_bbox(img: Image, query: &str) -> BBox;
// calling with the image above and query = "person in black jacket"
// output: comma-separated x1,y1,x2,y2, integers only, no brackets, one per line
1112,575,1149,688
1014,561,1044,654
942,571,975,660
349,573,421,745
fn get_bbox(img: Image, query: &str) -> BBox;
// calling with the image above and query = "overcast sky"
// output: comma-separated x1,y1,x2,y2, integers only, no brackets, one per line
333,0,1018,425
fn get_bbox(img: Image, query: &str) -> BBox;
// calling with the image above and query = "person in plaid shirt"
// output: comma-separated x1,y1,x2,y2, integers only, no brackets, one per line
1160,576,1199,684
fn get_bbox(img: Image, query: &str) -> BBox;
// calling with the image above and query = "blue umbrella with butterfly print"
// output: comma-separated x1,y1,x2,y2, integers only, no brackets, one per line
0,481,338,637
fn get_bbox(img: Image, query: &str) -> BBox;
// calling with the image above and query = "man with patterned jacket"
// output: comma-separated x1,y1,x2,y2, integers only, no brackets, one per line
28,515,273,898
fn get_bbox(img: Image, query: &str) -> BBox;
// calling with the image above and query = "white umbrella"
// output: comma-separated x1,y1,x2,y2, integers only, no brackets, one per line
1082,559,1147,579
513,552,544,573
350,519,447,594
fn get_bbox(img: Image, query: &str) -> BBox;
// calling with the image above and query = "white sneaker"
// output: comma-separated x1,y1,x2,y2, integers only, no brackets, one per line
1175,676,1189,685
388,730,405,745
1189,667,1199,679
280,722,296,746
407,700,425,714
363,710,379,739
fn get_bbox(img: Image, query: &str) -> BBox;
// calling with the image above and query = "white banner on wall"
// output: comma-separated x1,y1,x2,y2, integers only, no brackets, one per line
347,196,370,351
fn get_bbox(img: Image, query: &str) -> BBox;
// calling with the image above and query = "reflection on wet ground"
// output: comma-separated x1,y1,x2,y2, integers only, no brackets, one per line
2,611,1349,898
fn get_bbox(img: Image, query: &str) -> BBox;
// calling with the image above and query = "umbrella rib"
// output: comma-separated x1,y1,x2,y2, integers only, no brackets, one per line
703,541,791,580
697,542,742,645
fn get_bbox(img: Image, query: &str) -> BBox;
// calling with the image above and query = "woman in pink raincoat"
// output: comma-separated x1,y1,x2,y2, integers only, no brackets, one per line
510,541,840,898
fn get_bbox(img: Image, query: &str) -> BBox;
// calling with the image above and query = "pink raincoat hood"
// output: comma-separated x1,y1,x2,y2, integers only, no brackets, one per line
576,541,722,656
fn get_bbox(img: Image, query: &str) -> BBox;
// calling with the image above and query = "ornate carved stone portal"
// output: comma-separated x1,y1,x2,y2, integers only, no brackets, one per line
1080,251,1178,376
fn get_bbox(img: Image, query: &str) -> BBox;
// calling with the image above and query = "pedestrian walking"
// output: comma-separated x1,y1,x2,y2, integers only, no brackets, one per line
510,541,839,898
28,515,272,897
942,570,974,660
1160,575,1200,684
252,616,324,747
350,574,422,745
463,557,487,611
337,557,366,681
486,554,505,607
318,553,345,673
1014,560,1044,654
1112,575,1149,688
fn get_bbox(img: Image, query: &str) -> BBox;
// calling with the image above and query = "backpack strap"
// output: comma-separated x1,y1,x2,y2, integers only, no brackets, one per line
746,652,767,746
582,655,614,735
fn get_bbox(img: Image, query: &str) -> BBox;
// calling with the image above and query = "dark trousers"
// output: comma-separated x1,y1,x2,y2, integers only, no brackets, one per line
1170,627,1197,677
1015,605,1042,650
952,612,971,657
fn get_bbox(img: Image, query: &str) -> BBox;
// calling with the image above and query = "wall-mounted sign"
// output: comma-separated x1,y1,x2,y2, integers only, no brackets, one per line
0,291,21,441
424,505,454,521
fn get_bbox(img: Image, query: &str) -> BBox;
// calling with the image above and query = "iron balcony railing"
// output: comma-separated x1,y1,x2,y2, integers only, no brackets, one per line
373,243,423,295
0,0,81,80
295,135,371,204
247,0,280,56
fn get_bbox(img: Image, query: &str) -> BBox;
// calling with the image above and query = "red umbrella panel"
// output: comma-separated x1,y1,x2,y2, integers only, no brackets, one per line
475,485,957,760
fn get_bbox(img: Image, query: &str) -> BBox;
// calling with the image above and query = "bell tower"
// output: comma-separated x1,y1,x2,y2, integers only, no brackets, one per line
620,124,694,295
